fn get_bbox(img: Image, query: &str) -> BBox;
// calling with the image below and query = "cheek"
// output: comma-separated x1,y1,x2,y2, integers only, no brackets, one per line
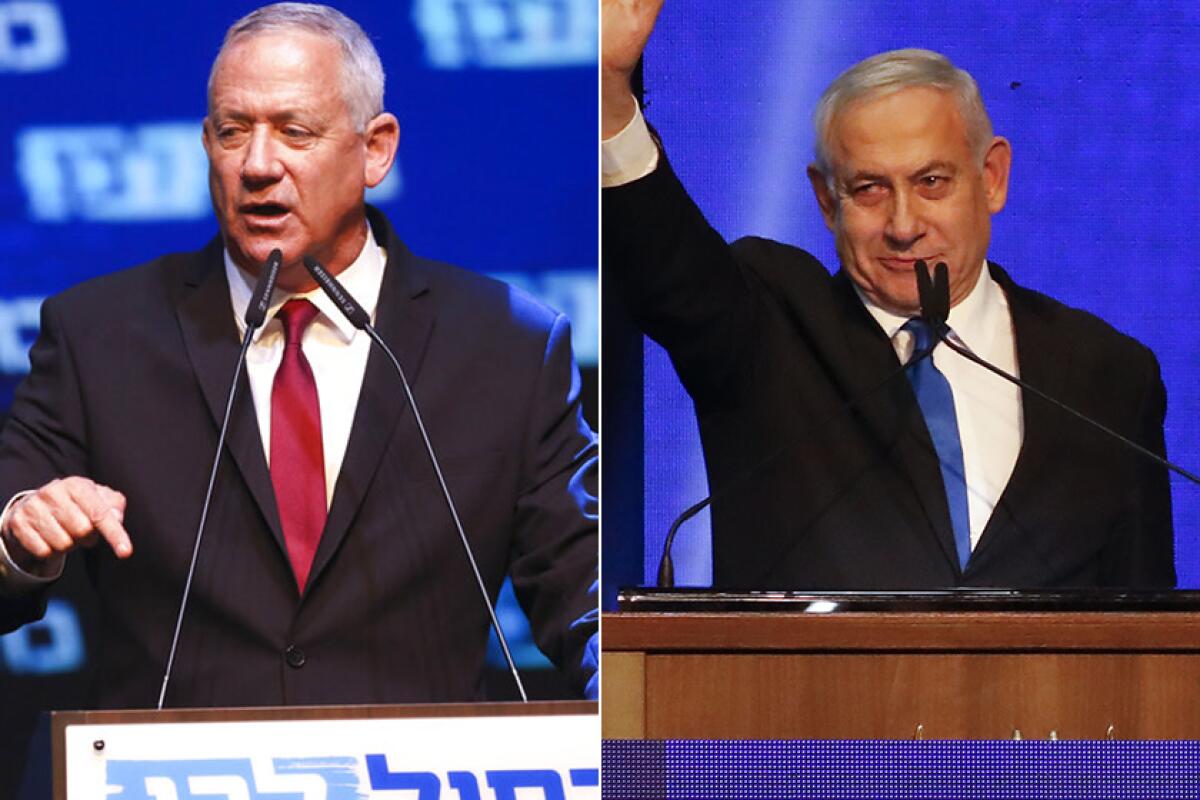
208,163,238,201
835,212,881,259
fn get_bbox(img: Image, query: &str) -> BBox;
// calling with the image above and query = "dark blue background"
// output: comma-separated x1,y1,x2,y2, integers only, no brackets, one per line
619,1,1200,590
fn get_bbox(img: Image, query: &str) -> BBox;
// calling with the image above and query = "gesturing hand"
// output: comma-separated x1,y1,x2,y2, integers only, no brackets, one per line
3,477,131,572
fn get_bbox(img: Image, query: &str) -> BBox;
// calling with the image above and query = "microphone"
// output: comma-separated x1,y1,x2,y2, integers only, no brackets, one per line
158,248,282,709
301,255,529,702
245,248,283,328
917,260,1200,487
915,259,949,335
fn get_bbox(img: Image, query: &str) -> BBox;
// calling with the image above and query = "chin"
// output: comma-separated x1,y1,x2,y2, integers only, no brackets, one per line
874,287,921,316
236,239,288,267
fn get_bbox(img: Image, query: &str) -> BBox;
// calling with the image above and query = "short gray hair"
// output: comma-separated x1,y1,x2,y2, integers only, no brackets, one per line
813,49,993,178
207,2,385,132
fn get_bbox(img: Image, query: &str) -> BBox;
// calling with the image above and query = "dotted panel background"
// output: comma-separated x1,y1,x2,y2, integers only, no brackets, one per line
602,740,1200,799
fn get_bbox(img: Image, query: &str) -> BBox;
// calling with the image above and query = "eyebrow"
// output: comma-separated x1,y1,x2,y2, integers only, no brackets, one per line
212,108,319,125
844,170,888,186
844,161,960,185
911,160,958,178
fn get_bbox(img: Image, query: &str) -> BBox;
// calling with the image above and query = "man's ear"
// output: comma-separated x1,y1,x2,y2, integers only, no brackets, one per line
982,136,1012,214
807,164,839,232
364,112,400,188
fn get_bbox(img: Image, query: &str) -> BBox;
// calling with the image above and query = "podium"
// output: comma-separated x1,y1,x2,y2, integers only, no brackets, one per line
602,590,1200,739
47,700,597,799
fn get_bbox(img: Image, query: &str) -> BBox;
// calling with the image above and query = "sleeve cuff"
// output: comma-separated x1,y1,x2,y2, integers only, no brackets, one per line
602,102,659,188
0,491,65,592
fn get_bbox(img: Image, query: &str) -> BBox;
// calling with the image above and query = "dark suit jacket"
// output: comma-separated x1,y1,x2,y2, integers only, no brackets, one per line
604,156,1174,590
0,207,598,707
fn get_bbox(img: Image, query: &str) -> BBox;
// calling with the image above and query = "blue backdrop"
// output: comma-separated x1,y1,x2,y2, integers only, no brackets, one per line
0,4,596,782
631,0,1200,589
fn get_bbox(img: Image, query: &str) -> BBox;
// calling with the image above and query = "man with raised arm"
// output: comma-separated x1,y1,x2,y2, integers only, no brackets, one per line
602,0,1174,589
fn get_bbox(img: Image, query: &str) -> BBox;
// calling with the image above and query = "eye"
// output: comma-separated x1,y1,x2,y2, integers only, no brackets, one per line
282,125,316,143
214,126,248,147
917,174,952,196
848,181,887,205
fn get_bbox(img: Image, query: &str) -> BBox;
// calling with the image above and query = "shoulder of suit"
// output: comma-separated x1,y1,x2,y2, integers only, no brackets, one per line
407,252,563,339
372,205,562,338
731,236,827,268
999,264,1159,369
41,246,209,323
728,235,834,298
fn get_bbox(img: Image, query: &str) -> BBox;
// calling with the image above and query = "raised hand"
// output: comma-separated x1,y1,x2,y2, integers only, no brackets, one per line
602,0,665,137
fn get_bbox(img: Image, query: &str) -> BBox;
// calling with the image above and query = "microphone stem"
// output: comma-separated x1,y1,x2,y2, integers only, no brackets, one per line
363,324,529,702
936,333,1200,486
158,326,254,710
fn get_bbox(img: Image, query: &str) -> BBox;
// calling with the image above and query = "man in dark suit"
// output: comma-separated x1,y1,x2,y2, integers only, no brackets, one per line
601,1,1173,589
0,3,597,706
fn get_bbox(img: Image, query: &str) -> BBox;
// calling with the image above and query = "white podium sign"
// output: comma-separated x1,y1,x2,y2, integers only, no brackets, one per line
60,710,598,799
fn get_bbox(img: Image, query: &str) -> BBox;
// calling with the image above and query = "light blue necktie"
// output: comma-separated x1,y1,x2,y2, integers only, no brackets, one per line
902,319,971,570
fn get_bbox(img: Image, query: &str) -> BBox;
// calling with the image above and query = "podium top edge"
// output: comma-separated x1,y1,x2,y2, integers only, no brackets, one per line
615,588,1200,613
50,699,597,726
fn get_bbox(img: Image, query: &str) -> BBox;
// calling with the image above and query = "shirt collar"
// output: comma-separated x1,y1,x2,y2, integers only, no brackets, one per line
856,260,1002,353
225,223,387,343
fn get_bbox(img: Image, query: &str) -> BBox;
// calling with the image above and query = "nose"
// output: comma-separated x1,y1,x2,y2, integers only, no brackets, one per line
884,188,924,250
241,127,283,186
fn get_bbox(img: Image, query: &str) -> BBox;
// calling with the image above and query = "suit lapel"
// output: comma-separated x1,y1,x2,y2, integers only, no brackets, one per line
828,271,962,573
306,222,435,591
971,264,1069,567
175,240,285,555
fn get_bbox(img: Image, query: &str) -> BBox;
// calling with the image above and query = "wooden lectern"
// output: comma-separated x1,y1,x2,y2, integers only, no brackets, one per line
602,590,1200,740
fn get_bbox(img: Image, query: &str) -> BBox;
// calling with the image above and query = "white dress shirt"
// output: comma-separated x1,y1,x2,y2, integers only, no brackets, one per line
602,106,1025,550
225,229,385,509
859,267,1023,549
0,227,385,585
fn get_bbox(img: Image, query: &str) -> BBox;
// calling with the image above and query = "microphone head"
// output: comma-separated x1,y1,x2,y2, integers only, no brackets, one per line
244,248,282,329
914,259,934,319
302,254,371,329
932,262,951,327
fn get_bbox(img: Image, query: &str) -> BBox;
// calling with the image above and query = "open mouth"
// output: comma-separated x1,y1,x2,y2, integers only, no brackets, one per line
241,202,290,218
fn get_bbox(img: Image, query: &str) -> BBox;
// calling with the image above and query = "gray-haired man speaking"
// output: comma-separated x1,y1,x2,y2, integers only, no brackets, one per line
0,3,598,706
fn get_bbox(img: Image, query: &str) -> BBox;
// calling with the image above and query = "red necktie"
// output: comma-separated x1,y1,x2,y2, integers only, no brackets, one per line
270,299,327,592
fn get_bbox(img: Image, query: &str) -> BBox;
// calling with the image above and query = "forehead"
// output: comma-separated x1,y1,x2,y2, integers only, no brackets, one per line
209,30,345,116
826,86,973,175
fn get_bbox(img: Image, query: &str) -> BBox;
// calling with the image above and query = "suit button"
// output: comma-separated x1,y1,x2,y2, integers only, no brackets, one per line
285,645,306,669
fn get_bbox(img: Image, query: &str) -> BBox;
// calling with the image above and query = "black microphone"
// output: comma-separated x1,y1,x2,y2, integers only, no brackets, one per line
918,261,1200,487
158,248,282,709
302,255,370,329
245,248,283,328
915,259,949,335
301,255,530,702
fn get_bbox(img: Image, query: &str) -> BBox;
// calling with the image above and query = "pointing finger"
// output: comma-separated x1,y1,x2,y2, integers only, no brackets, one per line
65,479,132,558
